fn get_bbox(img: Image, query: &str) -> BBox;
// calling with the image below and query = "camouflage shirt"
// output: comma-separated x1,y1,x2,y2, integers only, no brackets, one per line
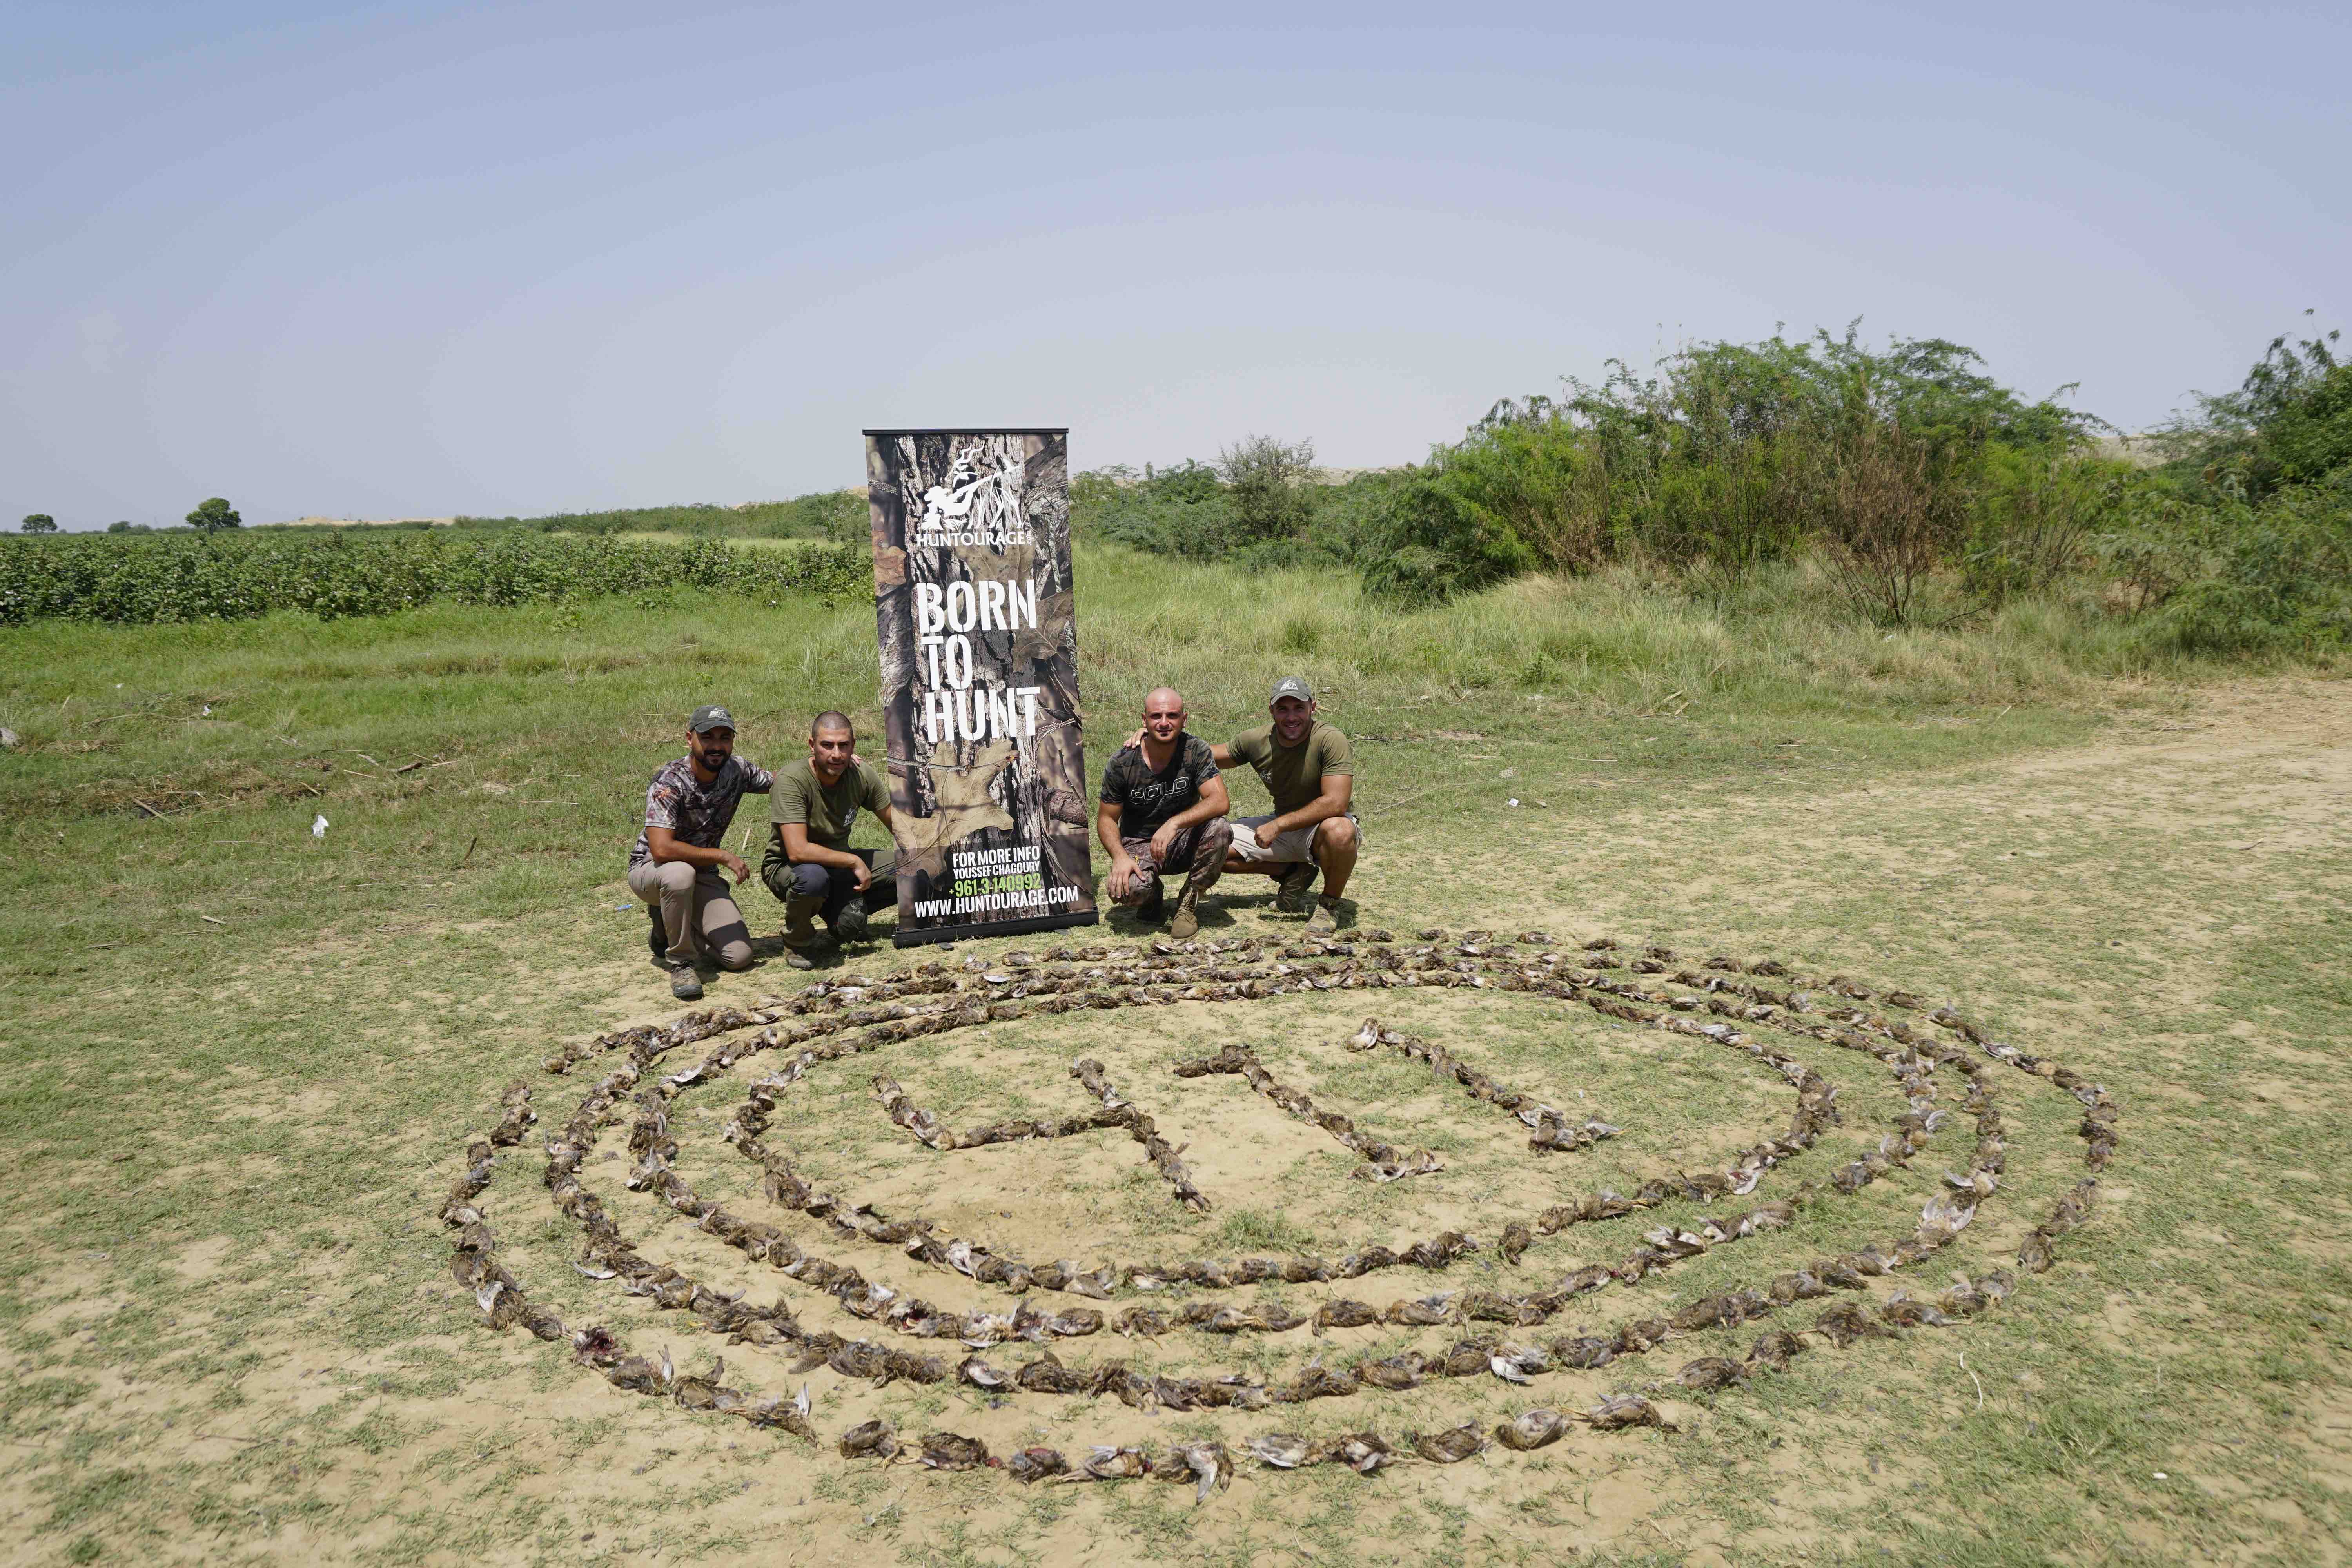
629,754,774,868
1099,733,1221,838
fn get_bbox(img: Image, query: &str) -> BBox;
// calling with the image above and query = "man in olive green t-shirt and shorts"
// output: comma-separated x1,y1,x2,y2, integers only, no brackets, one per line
1211,675,1360,933
760,711,898,968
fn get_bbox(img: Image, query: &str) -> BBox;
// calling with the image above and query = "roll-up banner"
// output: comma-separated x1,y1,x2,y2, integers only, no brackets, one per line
865,429,1099,947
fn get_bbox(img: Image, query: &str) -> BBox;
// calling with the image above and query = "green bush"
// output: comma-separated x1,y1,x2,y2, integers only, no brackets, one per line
1357,466,1534,607
0,530,867,626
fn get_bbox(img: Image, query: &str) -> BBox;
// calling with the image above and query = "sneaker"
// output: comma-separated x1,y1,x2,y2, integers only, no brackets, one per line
1305,896,1340,935
1276,862,1318,913
669,965,704,1000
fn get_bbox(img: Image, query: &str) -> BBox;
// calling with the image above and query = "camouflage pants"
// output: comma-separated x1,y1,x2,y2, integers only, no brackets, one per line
1114,818,1232,907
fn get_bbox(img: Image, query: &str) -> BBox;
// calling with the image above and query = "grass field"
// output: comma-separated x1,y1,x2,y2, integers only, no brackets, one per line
1,547,2347,1566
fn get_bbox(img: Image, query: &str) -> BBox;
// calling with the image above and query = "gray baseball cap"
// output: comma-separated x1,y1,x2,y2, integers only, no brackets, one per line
688,704,737,733
1268,675,1314,705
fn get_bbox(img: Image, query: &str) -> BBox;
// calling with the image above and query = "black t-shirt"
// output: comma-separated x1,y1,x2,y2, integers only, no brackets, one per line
1099,734,1220,838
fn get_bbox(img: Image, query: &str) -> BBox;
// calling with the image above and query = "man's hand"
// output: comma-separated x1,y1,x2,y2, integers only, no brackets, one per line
1107,853,1140,901
850,857,872,893
722,851,753,884
1149,819,1181,863
1254,818,1284,849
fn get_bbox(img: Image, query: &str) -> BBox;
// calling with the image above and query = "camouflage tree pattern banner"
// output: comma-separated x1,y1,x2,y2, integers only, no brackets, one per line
866,429,1098,946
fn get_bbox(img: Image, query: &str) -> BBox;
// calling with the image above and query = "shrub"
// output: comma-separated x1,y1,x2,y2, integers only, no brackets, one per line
0,531,868,626
1358,467,1534,607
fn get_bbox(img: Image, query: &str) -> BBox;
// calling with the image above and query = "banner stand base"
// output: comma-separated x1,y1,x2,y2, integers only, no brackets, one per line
892,910,1100,949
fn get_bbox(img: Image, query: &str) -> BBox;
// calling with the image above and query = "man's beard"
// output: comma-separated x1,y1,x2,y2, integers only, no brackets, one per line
696,745,730,771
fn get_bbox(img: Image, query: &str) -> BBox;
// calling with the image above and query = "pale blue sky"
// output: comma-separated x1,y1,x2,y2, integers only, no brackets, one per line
5,2,2344,528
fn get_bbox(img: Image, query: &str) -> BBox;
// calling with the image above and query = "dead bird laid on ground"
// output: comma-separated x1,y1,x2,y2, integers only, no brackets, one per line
1812,1301,1898,1348
1387,1292,1458,1327
1315,1299,1381,1334
1179,1441,1235,1501
1580,1394,1676,1432
839,1419,898,1460
1499,1222,1534,1267
1009,1446,1069,1483
1408,1423,1490,1464
1311,1432,1398,1473
914,1432,995,1471
1675,1356,1750,1392
1359,1351,1427,1390
1016,1351,1093,1394
1249,1432,1314,1469
1496,1408,1570,1451
1064,1445,1154,1481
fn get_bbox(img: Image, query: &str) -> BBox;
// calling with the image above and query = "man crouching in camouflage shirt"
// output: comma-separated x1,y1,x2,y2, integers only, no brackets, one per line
627,704,772,1000
1096,687,1232,940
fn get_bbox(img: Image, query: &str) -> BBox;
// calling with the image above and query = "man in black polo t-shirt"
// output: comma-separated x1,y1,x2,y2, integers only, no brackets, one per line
1095,686,1232,940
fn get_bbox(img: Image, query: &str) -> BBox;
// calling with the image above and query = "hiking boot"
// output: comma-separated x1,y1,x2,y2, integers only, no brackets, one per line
646,906,668,963
782,892,826,950
1169,881,1204,941
1276,862,1318,913
1305,896,1340,935
669,964,704,1000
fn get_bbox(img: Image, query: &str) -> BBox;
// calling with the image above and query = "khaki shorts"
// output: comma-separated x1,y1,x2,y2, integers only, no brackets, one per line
1231,813,1361,865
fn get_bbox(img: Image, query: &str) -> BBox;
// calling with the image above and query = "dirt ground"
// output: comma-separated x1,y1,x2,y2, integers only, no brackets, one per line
4,678,2348,1567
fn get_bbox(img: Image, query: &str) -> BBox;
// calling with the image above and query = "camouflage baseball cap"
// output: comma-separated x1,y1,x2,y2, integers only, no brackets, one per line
1268,675,1314,705
688,704,736,733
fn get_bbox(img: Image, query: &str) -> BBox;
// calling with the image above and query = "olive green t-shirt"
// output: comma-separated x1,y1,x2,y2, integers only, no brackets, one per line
1227,721,1355,817
769,759,890,851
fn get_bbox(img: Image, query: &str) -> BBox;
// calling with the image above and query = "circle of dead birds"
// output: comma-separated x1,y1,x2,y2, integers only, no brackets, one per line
444,927,2114,1499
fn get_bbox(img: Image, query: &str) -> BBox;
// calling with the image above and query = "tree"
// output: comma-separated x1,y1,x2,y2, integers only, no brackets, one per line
20,514,56,534
187,497,241,532
1216,434,1318,545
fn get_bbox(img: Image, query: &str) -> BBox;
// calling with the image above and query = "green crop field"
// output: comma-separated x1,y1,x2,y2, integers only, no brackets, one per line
0,544,2347,1567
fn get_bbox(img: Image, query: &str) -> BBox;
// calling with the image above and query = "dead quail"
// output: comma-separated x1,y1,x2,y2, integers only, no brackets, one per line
1499,1223,1534,1267
670,1355,725,1410
1811,1301,1895,1348
1249,1433,1314,1469
605,1354,666,1395
1069,1446,1153,1481
1676,1356,1749,1392
1325,1432,1399,1473
1387,1292,1457,1327
916,1432,994,1471
1581,1393,1675,1432
1180,1441,1235,1502
1359,1352,1426,1390
1009,1446,1070,1484
1409,1423,1490,1464
1746,1329,1809,1370
1016,1351,1092,1394
1288,1363,1363,1402
1496,1408,1570,1451
839,1419,898,1461
1315,1299,1381,1334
